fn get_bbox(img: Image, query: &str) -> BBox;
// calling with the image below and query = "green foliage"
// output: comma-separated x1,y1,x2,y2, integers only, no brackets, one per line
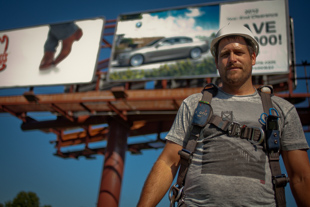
109,57,217,81
119,38,134,45
1,191,51,207
10,191,39,207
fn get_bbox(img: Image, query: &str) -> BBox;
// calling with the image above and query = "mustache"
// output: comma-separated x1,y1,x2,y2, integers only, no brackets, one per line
226,63,242,70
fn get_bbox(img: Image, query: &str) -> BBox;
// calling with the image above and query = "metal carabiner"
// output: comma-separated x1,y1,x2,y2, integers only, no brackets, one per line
168,184,183,203
259,108,280,125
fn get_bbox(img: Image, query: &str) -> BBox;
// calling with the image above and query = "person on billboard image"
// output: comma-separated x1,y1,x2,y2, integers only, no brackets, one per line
138,23,310,207
39,22,83,70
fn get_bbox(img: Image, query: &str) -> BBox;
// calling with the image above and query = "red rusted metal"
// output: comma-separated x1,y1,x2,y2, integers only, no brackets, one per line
0,105,27,122
104,24,116,29
51,103,75,122
101,38,112,48
97,118,129,207
289,65,294,95
97,58,110,69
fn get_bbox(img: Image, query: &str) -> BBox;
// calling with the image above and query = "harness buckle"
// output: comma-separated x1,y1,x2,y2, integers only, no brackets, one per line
272,174,289,187
178,149,193,163
250,126,265,144
227,122,241,137
168,184,184,203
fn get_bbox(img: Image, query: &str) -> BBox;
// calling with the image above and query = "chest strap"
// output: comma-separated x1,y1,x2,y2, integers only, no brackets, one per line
208,115,265,144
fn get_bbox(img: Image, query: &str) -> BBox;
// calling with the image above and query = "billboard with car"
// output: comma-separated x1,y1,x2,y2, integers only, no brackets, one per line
0,17,104,88
108,0,290,82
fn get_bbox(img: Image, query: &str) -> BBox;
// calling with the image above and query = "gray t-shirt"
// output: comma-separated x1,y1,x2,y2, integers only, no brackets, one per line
166,88,309,207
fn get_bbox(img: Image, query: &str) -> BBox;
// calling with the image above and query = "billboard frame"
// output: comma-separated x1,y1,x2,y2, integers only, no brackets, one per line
107,0,293,83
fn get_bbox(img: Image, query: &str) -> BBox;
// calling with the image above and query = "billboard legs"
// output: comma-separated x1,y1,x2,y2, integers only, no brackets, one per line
97,118,129,207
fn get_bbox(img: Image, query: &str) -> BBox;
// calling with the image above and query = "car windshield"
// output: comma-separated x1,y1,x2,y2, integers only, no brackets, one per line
146,39,162,46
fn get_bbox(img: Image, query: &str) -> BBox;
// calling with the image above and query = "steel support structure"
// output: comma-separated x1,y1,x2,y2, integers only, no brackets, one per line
97,118,129,207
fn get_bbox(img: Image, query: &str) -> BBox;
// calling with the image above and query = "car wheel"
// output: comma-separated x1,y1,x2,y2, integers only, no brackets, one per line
190,48,202,59
130,54,144,66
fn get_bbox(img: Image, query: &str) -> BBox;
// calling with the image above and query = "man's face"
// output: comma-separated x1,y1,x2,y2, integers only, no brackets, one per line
215,36,256,88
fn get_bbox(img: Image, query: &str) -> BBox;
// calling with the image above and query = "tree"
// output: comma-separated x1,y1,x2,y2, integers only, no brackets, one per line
1,191,51,207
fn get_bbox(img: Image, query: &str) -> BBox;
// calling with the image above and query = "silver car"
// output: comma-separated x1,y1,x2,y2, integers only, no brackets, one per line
116,36,209,67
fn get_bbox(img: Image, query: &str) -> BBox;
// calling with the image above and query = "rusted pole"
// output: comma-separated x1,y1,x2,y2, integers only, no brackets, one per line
97,118,129,207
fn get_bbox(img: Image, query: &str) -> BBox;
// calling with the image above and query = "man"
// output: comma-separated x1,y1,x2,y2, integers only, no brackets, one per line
138,23,310,206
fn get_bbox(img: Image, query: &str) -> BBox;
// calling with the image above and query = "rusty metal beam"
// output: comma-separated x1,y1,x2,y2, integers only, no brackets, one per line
55,147,100,159
107,102,127,121
276,93,310,98
98,118,129,207
21,115,108,131
101,38,112,48
57,127,109,147
172,99,180,109
45,118,174,149
1,90,309,111
50,103,75,122
0,88,201,106
20,113,175,131
97,58,110,70
0,105,27,122
54,139,166,159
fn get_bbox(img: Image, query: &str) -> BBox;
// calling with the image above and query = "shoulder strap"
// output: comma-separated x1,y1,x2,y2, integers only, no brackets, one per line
258,85,288,207
169,84,217,206
177,84,216,183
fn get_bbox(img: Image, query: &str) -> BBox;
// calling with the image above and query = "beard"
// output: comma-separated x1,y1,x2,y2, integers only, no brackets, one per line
222,64,252,86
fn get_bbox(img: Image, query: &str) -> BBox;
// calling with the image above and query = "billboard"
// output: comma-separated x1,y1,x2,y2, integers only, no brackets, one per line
0,17,104,88
108,0,290,82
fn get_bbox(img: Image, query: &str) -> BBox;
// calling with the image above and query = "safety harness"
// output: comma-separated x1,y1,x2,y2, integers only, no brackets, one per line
169,84,289,207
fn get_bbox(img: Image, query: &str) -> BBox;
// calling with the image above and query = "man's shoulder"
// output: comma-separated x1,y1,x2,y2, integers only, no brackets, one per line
271,95,295,110
183,93,202,105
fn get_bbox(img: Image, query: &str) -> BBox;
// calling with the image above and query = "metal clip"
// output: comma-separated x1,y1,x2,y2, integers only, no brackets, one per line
227,122,241,137
178,149,192,163
272,174,289,187
250,126,265,145
168,184,184,202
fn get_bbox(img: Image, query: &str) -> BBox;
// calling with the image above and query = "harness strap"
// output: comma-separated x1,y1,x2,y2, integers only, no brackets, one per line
176,125,201,187
209,115,264,143
258,86,288,207
169,84,216,206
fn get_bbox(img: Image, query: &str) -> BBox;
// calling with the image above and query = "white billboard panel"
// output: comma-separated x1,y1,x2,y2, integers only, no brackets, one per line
108,0,290,82
0,18,104,88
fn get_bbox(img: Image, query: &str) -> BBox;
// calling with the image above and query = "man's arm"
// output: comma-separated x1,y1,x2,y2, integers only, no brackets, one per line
282,149,310,206
137,140,182,207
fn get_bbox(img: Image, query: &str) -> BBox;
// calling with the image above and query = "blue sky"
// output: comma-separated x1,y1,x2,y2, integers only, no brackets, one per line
115,5,219,40
149,5,220,30
0,0,309,207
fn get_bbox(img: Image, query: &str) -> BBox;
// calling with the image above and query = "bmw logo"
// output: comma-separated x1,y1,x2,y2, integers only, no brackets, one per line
136,22,142,28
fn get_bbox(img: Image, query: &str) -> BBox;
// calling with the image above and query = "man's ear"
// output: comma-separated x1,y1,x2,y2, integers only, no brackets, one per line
251,53,256,66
